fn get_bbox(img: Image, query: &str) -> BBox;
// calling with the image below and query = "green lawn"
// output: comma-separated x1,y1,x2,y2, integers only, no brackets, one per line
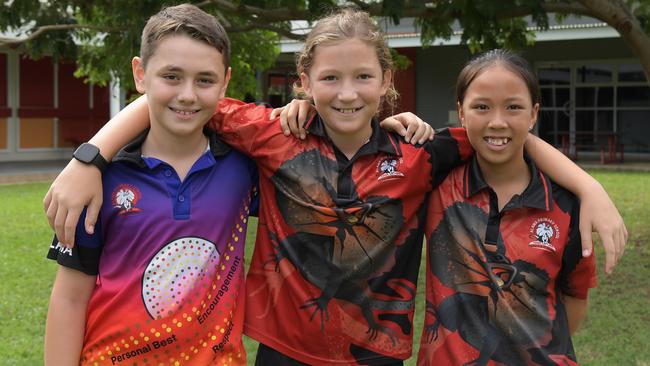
1,170,648,365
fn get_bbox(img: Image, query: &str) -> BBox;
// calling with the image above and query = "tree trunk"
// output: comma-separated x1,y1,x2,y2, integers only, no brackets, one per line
578,0,650,84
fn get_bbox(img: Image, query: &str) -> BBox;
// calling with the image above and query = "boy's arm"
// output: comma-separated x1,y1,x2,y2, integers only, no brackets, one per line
525,134,627,274
562,294,589,335
43,96,150,247
44,266,96,366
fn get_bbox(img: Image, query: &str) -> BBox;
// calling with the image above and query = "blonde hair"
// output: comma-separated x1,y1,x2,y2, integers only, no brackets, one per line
294,8,398,114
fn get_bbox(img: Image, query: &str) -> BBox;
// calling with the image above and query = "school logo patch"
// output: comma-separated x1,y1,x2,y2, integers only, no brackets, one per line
528,218,559,253
112,184,142,215
377,157,405,180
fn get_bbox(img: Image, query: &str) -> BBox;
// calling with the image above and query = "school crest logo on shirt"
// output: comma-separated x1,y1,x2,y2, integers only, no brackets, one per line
377,157,405,180
112,184,142,215
528,218,559,253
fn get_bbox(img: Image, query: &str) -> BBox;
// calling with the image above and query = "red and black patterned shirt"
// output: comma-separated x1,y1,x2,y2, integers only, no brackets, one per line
418,156,597,366
210,98,472,365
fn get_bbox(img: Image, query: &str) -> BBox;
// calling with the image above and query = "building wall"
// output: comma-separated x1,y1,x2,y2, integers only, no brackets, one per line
393,47,417,115
415,45,470,127
414,38,649,154
415,38,636,127
522,38,633,61
0,53,8,150
0,52,110,162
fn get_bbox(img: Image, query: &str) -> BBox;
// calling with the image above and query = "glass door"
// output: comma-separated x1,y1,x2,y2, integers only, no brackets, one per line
537,63,617,156
537,66,572,153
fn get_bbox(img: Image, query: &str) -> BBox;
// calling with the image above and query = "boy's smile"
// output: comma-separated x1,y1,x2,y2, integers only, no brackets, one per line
169,107,201,120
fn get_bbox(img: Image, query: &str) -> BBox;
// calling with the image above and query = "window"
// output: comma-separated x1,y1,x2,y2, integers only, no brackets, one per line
537,61,650,154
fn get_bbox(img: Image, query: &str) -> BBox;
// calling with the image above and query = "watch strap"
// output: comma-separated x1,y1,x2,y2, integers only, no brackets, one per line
73,143,109,173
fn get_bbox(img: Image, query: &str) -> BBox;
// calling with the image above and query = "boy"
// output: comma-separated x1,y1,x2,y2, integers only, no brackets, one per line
44,4,257,365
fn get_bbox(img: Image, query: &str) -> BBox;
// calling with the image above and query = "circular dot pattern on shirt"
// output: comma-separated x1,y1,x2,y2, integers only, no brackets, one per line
142,237,220,319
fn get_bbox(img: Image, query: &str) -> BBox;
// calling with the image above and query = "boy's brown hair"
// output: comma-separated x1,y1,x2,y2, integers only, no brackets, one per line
140,3,230,72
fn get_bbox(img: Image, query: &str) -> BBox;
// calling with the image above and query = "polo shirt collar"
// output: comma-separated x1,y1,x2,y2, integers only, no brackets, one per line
303,112,402,156
112,127,231,169
464,154,553,211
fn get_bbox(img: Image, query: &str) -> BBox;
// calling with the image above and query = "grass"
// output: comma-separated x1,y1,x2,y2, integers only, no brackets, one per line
0,170,648,365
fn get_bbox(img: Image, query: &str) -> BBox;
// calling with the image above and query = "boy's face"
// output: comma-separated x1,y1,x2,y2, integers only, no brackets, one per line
300,38,391,145
458,65,539,170
132,34,230,138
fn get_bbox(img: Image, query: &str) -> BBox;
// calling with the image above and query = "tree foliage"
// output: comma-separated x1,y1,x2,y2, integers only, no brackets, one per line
1,0,649,95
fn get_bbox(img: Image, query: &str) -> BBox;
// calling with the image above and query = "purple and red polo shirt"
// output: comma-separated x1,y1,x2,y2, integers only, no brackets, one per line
47,130,257,366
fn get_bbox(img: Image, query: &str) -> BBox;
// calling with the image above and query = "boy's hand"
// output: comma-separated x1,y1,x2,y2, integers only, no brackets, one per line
379,112,434,145
44,159,103,248
270,99,314,139
578,182,627,274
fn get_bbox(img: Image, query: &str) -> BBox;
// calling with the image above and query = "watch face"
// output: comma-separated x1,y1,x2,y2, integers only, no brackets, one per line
75,144,99,163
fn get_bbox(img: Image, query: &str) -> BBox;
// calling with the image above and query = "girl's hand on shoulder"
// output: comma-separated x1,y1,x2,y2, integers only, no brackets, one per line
44,159,103,248
270,99,314,139
579,181,627,274
379,112,434,144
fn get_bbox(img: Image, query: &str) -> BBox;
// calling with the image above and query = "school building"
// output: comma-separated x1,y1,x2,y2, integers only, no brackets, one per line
1,15,649,164
0,51,115,163
265,16,650,161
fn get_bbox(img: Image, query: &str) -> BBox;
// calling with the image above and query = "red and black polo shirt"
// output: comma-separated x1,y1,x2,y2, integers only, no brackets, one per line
418,155,597,366
210,98,472,365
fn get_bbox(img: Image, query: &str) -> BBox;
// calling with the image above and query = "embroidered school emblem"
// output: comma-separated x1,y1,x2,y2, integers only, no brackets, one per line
528,218,559,253
377,157,405,180
112,184,142,215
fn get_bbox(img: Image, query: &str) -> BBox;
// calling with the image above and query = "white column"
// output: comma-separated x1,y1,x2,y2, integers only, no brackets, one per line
109,76,124,117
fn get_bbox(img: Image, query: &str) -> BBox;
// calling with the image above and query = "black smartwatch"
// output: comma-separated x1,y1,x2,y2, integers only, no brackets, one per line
73,143,108,173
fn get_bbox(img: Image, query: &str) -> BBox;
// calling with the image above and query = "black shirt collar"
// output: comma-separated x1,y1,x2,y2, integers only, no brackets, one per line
303,112,402,156
464,154,553,211
112,127,231,168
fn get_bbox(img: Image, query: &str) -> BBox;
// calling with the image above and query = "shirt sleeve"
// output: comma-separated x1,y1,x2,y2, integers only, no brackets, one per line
425,127,474,188
558,198,597,299
208,98,281,158
46,209,103,275
248,161,260,217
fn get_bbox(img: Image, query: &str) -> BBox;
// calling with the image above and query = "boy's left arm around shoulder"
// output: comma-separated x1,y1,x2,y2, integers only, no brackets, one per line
209,98,280,156
524,133,627,274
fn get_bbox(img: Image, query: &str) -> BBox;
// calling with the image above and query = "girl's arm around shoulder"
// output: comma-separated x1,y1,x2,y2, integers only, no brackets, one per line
45,266,96,366
525,134,627,274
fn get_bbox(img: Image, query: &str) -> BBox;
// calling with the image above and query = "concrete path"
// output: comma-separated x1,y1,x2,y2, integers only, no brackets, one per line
1,158,648,185
0,160,68,185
